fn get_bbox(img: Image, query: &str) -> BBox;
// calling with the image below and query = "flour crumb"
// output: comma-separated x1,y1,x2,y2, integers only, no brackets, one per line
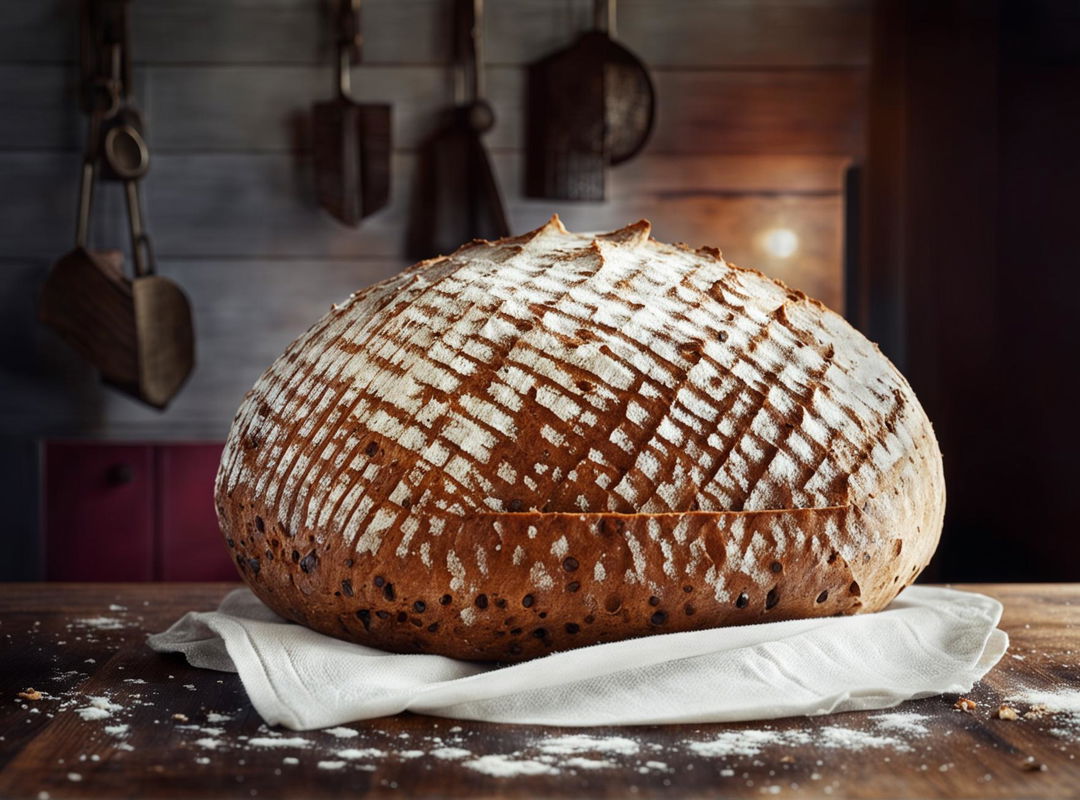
74,616,126,630
564,757,616,770
247,737,311,749
337,748,387,760
317,760,346,770
323,726,359,738
430,747,472,760
996,705,1020,721
464,754,560,777
538,735,639,756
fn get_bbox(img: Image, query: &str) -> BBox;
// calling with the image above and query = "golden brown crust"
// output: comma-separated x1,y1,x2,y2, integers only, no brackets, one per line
215,217,945,662
221,501,932,662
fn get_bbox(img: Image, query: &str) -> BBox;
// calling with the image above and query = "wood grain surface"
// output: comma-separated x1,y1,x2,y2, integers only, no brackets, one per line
0,583,1077,798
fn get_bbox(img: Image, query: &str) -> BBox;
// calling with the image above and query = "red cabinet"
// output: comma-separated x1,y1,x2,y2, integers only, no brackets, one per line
44,443,155,581
43,441,236,581
158,444,236,581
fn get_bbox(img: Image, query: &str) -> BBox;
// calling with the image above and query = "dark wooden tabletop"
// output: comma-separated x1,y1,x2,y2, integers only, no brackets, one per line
0,583,1077,799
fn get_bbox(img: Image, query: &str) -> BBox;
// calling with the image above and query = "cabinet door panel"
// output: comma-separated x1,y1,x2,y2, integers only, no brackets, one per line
158,443,236,581
44,442,154,581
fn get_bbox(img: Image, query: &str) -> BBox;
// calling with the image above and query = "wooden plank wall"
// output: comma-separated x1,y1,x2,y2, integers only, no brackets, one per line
0,0,868,576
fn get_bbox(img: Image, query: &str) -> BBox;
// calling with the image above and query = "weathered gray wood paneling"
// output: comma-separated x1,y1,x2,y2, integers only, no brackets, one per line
0,1,76,64
649,69,867,155
147,65,451,152
0,66,80,151
0,154,130,259
0,151,847,257
0,64,856,156
619,0,871,67
0,0,871,67
0,259,102,434
488,66,866,155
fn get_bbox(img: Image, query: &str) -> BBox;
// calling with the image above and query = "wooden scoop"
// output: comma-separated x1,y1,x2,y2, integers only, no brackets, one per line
525,0,655,201
407,0,509,259
312,0,391,226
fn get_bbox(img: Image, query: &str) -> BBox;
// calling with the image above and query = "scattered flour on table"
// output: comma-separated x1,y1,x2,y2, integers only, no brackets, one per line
817,726,913,752
688,729,810,758
868,712,932,736
103,724,129,737
317,761,346,770
464,754,560,777
1007,688,1080,739
206,712,234,723
75,696,123,721
537,735,639,756
72,617,126,630
687,718,928,759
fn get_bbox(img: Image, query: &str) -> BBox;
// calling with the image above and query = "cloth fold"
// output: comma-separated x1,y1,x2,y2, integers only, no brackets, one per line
148,585,1007,730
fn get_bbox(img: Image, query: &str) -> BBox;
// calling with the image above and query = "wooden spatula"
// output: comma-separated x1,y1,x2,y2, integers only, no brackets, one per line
312,0,391,226
407,0,509,259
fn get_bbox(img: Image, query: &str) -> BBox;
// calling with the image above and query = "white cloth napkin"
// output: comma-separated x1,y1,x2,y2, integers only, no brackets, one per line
148,585,1007,730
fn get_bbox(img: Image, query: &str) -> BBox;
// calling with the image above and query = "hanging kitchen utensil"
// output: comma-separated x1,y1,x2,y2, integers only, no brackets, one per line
39,0,194,410
407,0,509,259
312,0,391,226
525,0,655,201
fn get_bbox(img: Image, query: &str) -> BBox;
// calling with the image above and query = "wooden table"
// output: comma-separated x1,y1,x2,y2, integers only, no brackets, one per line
0,583,1077,798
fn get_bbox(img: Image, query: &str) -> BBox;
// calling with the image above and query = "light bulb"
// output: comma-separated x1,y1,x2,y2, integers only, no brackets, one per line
761,228,799,259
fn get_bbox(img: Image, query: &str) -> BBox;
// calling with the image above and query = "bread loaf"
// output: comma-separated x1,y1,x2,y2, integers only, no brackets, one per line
216,217,944,662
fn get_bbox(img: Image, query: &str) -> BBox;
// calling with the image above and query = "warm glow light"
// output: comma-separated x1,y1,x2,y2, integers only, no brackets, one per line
761,228,799,258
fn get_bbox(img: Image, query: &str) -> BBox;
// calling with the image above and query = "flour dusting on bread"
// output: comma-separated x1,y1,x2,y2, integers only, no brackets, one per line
215,217,944,661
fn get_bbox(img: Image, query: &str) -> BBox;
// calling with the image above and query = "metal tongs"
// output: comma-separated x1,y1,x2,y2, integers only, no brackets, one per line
40,0,194,410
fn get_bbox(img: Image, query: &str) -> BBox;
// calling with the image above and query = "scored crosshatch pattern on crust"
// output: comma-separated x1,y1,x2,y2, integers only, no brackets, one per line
216,217,944,661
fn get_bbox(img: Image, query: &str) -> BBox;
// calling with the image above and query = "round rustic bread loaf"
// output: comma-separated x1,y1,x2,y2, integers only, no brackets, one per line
216,217,944,662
